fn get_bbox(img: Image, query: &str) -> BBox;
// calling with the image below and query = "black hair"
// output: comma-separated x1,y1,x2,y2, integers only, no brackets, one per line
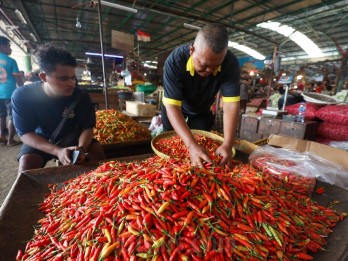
0,36,10,46
34,44,77,74
196,23,228,53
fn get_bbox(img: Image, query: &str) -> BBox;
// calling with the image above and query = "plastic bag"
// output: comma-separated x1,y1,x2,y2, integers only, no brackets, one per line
151,125,163,137
149,115,164,137
249,145,316,195
302,152,348,191
149,115,162,131
328,141,348,151
249,145,348,193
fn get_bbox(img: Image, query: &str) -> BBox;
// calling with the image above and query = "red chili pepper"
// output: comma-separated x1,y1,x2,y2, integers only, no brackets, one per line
236,223,254,232
316,187,325,194
293,252,314,260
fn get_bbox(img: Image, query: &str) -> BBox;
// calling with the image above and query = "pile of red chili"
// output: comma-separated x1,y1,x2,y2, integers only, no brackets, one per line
154,134,221,160
16,138,346,260
94,109,151,144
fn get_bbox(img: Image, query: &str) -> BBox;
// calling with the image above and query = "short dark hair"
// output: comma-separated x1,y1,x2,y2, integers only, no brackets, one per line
0,36,10,46
196,23,228,53
35,44,77,74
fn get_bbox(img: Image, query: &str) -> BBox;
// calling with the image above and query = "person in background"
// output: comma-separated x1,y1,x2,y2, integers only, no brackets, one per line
0,36,24,146
239,79,250,113
308,82,315,92
278,84,305,109
161,23,240,168
322,80,331,92
19,71,26,84
24,69,41,84
12,44,105,173
315,82,323,93
297,82,305,92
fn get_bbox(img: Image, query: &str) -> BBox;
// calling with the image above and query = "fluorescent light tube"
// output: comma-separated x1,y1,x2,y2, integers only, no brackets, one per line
100,1,137,13
183,23,201,30
85,52,123,58
29,33,37,42
228,41,265,60
14,9,27,24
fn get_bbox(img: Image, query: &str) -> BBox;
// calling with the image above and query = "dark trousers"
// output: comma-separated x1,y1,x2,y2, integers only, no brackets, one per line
161,106,215,132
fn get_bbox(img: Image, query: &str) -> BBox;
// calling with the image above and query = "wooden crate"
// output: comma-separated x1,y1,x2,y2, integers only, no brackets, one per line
126,101,157,117
88,92,119,110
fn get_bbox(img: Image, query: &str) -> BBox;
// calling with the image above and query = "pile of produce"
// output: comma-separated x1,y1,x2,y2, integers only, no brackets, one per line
94,109,151,144
16,136,346,261
153,133,222,160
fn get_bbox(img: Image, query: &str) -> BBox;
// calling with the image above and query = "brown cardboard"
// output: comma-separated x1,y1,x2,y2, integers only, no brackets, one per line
268,134,348,171
126,101,157,117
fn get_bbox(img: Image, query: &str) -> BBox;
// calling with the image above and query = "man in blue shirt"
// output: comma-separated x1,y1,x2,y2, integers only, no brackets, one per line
12,44,105,173
0,36,24,146
161,23,240,167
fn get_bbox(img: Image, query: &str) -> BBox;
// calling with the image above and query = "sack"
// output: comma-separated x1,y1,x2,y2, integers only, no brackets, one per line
285,102,321,120
317,122,348,141
315,105,348,125
50,129,80,148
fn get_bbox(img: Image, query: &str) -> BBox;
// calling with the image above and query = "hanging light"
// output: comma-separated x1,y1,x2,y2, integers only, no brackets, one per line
76,17,82,29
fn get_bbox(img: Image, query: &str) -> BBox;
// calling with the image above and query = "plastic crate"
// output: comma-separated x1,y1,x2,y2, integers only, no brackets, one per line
136,84,157,96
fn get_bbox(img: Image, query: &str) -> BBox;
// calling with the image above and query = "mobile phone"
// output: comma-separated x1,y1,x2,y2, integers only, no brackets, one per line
71,150,81,164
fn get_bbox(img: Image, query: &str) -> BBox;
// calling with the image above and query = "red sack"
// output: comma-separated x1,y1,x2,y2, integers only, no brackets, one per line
285,102,321,120
315,105,348,125
317,122,348,141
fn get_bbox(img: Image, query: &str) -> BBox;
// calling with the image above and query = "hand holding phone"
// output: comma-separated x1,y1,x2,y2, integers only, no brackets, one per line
71,150,81,164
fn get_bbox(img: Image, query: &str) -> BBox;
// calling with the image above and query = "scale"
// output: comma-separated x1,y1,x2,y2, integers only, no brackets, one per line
262,85,290,116
262,108,288,116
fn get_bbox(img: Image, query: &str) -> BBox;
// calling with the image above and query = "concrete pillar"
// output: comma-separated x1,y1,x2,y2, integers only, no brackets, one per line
22,54,32,73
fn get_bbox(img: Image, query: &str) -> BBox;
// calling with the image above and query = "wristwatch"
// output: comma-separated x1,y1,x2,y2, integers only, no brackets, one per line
77,146,87,153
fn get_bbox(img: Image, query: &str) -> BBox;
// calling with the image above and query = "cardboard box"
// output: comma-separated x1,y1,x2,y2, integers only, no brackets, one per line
267,134,348,171
126,101,156,117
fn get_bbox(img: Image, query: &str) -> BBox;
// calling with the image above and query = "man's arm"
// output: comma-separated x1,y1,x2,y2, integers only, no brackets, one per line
77,128,94,151
14,75,24,87
19,132,74,164
72,128,95,164
216,101,240,166
166,104,212,167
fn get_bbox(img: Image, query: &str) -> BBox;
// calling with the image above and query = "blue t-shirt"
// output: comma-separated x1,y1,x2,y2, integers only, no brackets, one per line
163,44,240,116
0,53,20,99
12,82,96,140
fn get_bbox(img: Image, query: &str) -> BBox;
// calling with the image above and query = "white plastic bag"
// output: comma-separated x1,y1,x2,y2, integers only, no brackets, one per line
249,145,348,193
149,115,163,137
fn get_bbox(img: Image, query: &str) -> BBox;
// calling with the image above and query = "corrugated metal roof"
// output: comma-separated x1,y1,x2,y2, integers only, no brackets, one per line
1,0,347,66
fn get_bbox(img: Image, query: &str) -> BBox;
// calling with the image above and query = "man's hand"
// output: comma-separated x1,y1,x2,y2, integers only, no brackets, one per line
74,146,86,164
188,142,213,168
216,143,234,167
56,146,76,165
